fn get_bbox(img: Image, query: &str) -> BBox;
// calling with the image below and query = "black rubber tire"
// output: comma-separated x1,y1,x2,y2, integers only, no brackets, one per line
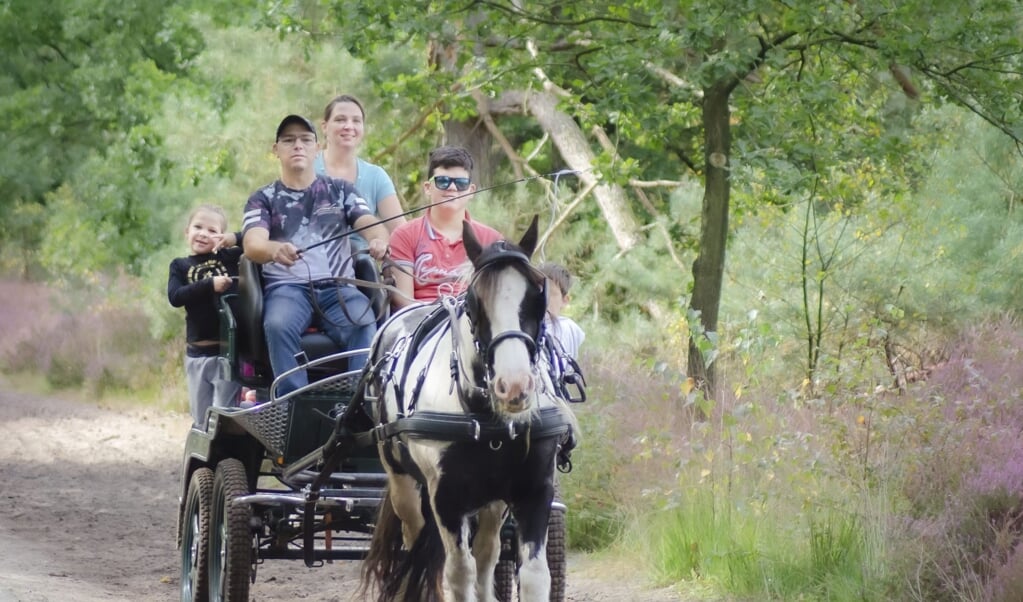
180,467,214,602
495,556,516,602
209,458,252,602
494,505,566,602
546,506,567,602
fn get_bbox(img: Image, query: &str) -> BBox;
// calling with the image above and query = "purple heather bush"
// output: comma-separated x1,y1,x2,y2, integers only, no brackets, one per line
1,277,162,395
898,316,1023,600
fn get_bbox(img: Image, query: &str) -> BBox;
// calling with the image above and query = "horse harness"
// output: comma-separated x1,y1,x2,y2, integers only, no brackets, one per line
356,247,584,457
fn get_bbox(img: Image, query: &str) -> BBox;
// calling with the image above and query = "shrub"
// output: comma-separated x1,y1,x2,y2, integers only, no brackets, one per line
895,316,1023,600
1,275,166,398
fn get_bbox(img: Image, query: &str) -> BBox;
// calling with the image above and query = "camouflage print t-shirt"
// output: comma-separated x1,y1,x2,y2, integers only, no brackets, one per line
242,175,372,287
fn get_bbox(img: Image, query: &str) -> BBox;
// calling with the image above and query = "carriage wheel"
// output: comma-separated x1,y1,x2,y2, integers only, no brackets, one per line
495,557,516,602
180,467,213,602
546,506,567,602
495,515,517,602
209,458,252,602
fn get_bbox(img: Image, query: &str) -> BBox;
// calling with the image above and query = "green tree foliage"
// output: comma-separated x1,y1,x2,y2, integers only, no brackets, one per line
269,0,1023,393
0,0,207,273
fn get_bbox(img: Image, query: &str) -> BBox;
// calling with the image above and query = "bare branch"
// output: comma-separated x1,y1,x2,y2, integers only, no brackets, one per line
629,179,685,189
473,89,525,179
473,0,655,29
644,61,703,100
917,65,1023,146
889,63,919,99
537,180,597,252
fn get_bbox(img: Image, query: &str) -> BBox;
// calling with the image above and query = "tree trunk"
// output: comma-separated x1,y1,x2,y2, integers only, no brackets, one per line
443,120,497,187
523,91,640,250
688,81,733,396
429,33,497,185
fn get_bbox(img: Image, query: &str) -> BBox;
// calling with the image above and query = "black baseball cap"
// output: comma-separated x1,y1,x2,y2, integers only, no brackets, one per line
275,114,317,141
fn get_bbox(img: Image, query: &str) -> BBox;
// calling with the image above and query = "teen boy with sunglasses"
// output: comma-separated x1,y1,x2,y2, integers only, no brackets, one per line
387,145,503,308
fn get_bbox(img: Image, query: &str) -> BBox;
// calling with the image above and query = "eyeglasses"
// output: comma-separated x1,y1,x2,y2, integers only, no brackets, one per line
431,175,472,192
277,135,317,147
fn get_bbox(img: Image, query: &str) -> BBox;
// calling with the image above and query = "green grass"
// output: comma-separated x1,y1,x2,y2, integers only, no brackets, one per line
640,490,882,601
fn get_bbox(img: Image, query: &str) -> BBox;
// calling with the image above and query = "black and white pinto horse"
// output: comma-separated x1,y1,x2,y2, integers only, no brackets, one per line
359,217,577,601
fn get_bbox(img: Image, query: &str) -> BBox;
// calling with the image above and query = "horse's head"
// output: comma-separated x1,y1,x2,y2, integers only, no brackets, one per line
462,215,547,416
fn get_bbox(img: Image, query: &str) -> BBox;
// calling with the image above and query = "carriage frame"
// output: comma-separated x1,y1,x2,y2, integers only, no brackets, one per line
175,255,570,602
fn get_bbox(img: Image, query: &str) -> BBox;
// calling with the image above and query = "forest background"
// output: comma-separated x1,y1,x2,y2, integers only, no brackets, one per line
3,1,1023,600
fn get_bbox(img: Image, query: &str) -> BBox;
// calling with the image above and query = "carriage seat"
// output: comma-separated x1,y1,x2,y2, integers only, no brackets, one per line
231,254,388,388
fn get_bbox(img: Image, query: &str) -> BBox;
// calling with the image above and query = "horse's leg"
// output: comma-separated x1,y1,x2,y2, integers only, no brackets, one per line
512,492,554,602
388,472,424,548
431,483,477,602
472,501,507,602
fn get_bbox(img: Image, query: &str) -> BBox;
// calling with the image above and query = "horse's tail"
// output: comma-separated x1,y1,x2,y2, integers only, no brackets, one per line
359,485,444,602
359,486,404,600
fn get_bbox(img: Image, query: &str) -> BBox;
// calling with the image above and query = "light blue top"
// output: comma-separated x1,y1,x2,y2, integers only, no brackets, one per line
313,154,398,250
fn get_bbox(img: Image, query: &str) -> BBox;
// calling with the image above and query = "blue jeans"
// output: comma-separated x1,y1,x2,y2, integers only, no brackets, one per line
263,283,376,395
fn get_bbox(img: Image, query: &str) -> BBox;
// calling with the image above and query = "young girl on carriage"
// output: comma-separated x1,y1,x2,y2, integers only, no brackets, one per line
167,204,244,427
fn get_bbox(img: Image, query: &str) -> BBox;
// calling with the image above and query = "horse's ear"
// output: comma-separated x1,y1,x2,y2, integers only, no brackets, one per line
464,220,484,263
518,215,539,258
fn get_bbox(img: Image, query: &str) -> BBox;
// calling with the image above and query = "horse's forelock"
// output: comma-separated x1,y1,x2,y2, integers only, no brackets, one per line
469,259,544,322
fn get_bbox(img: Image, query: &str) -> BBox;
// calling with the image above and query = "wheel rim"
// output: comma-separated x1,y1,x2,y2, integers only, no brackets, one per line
217,513,227,599
209,502,226,601
180,508,199,599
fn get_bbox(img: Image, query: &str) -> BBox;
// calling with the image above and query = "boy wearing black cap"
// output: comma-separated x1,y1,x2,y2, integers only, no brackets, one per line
242,114,389,395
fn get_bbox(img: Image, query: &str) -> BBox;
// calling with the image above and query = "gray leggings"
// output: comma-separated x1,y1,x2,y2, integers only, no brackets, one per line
185,355,241,427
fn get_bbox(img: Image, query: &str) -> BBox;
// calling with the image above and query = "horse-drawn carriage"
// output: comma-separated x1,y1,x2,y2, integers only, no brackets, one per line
176,219,583,601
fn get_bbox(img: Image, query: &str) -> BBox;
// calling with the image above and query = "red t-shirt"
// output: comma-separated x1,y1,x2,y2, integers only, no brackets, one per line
389,212,503,303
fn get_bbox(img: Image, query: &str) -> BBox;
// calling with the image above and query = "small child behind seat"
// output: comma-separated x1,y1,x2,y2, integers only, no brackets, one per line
538,262,585,359
167,204,244,426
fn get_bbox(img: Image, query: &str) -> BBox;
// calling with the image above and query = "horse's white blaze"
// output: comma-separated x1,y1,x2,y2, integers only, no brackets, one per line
489,269,536,411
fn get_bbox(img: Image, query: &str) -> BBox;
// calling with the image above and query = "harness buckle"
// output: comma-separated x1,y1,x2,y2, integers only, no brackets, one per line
507,420,518,441
472,419,481,441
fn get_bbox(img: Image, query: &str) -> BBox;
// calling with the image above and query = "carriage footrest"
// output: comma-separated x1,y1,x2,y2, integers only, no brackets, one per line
321,487,385,499
232,492,381,509
287,471,388,486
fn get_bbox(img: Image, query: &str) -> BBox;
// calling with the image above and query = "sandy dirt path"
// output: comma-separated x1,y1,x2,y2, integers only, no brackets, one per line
0,381,682,602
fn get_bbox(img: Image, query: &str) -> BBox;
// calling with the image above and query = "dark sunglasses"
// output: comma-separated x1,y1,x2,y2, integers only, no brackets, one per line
431,175,472,192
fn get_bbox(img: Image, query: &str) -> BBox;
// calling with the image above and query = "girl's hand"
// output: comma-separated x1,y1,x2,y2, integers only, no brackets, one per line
210,232,235,251
213,275,232,293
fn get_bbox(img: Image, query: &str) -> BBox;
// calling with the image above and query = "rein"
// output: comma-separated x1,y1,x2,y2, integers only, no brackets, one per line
299,169,585,255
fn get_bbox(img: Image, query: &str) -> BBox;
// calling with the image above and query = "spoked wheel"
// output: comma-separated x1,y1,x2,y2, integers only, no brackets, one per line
209,458,252,602
180,467,214,602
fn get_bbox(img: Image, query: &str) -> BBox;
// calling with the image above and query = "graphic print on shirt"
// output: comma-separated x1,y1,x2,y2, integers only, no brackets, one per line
187,258,229,284
413,252,469,285
246,177,372,284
